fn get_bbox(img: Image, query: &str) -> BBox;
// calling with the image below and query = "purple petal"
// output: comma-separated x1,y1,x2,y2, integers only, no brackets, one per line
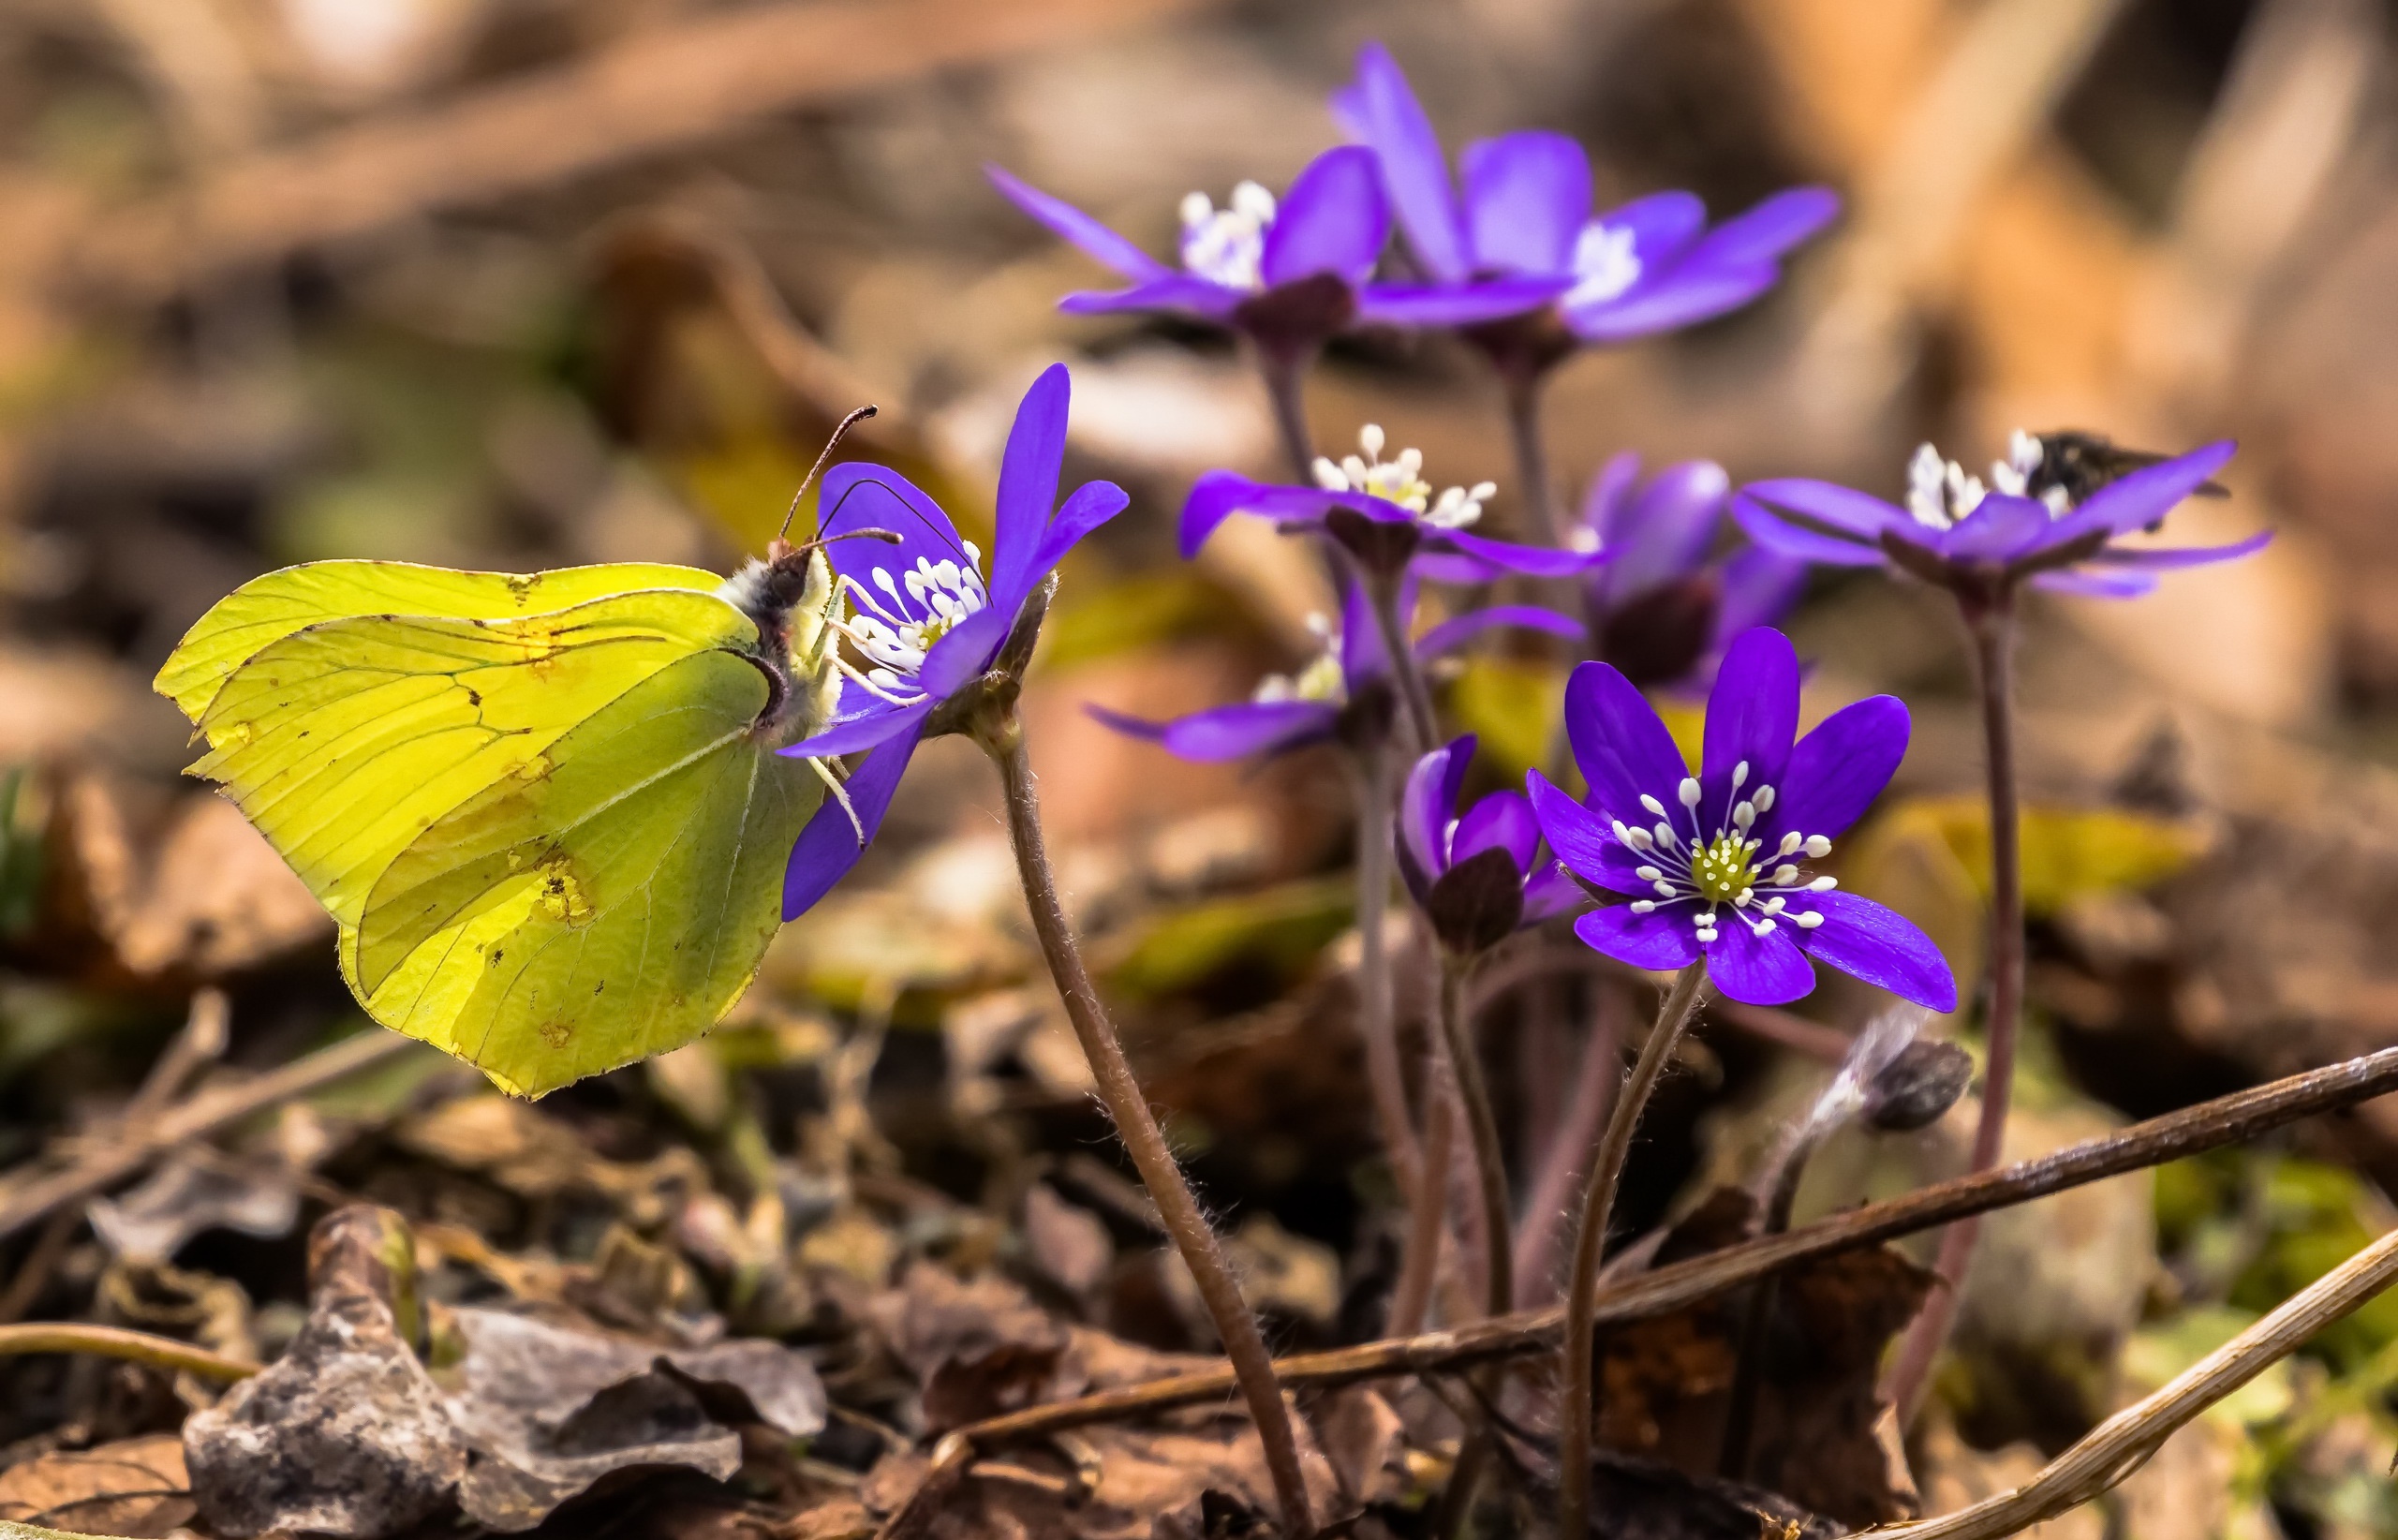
818,464,976,589
781,693,926,757
1528,769,1647,896
2065,440,2238,537
1788,890,1958,1012
1340,574,1398,686
1738,480,1910,538
1561,659,1692,830
989,363,1069,606
1594,460,1729,604
1522,860,1590,920
1575,902,1701,971
1580,451,1642,544
1354,275,1570,326
1711,546,1809,642
1701,627,1799,794
1682,186,1840,269
1177,471,1331,556
1347,41,1469,283
1024,480,1131,599
1604,190,1709,272
2090,530,2273,570
1460,131,1590,275
1731,496,1890,568
984,165,1165,281
1940,493,2054,562
2029,567,2156,598
1567,261,1779,342
782,711,929,920
1059,275,1244,319
1401,735,1475,878
1453,788,1540,875
1775,696,1908,843
1089,701,1335,762
1414,602,1584,659
1262,145,1389,288
1429,526,1610,578
1703,918,1815,1005
918,605,1011,696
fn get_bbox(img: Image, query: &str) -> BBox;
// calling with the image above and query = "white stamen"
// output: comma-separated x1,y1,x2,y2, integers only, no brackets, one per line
1808,876,1838,892
1640,794,1667,818
1803,836,1831,858
1630,900,1656,914
1754,785,1776,813
1772,864,1800,886
1636,866,1663,882
1565,221,1642,308
1732,761,1750,788
1733,801,1755,830
1778,831,1803,856
1795,911,1824,929
1678,777,1702,808
1653,881,1676,897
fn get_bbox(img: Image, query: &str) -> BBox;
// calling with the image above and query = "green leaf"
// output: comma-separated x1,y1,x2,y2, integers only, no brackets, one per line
1103,877,1354,999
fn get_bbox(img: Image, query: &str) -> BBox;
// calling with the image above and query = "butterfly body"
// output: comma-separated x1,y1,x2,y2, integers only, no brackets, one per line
156,550,840,1097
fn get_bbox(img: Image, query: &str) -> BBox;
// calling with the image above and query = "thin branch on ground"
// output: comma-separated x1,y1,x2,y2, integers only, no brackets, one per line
0,1322,256,1382
936,1044,2398,1447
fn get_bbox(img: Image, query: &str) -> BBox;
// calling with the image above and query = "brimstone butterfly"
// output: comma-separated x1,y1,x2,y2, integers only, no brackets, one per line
155,424,882,1098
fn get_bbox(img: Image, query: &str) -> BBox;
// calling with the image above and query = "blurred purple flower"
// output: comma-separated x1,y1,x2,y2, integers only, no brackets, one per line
1182,423,1607,579
985,148,1564,349
1733,434,2266,598
1332,42,1838,347
1529,628,1956,1010
777,363,1127,920
1400,734,1587,953
1089,577,1579,762
1576,452,1807,689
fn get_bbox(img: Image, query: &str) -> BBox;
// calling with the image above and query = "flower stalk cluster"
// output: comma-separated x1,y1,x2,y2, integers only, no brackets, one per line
756,36,2275,1540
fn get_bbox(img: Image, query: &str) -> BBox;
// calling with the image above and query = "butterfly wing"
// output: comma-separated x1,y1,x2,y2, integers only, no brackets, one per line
162,577,829,1095
155,559,724,718
351,645,821,1095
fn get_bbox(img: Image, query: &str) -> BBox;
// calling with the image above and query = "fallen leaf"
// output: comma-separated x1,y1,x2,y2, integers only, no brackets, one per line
440,1306,828,1532
0,1434,192,1537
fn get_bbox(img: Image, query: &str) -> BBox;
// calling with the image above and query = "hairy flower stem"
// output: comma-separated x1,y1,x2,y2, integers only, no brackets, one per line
1886,594,2022,1423
1559,961,1710,1540
1365,570,1440,751
1387,1088,1455,1337
1441,958,1513,1319
1500,370,1561,547
987,718,1314,1538
1354,740,1423,1203
1718,1126,1824,1481
1513,985,1624,1306
1257,347,1319,482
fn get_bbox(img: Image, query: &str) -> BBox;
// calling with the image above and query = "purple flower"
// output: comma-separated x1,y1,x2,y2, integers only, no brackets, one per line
1400,734,1587,954
1576,452,1807,689
985,148,1564,348
1332,41,1838,344
1090,578,1580,762
1733,434,2267,598
1182,423,1607,580
777,363,1127,920
1529,628,1957,1010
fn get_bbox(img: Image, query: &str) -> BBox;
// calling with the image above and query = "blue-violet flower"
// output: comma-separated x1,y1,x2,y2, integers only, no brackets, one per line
1184,423,1607,579
777,363,1128,919
986,147,1565,355
1333,42,1838,353
1576,452,1807,689
1529,627,1957,1009
1733,434,2266,599
1402,733,1586,954
1089,576,1579,761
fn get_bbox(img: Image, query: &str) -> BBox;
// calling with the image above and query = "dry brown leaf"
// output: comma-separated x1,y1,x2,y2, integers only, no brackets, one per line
0,1433,193,1537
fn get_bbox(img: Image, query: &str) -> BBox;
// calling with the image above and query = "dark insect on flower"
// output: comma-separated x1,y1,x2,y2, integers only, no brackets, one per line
2023,430,2231,511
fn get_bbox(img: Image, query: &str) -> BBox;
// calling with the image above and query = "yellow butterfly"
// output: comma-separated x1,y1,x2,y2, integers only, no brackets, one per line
155,520,860,1098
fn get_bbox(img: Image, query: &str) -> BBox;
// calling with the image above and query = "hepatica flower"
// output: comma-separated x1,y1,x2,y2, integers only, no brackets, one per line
985,148,1564,351
777,364,1127,919
1528,628,1956,1010
1090,578,1580,761
1576,452,1806,689
1402,734,1585,954
1334,42,1838,348
1735,434,2265,598
1183,424,1606,579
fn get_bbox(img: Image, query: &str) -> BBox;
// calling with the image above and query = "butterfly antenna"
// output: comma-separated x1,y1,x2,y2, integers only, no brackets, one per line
777,404,880,545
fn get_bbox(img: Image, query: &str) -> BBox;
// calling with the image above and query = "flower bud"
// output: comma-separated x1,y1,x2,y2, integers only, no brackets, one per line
1861,1040,1973,1133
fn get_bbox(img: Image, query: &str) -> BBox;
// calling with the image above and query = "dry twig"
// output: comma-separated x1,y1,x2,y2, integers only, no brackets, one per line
939,1045,2398,1446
